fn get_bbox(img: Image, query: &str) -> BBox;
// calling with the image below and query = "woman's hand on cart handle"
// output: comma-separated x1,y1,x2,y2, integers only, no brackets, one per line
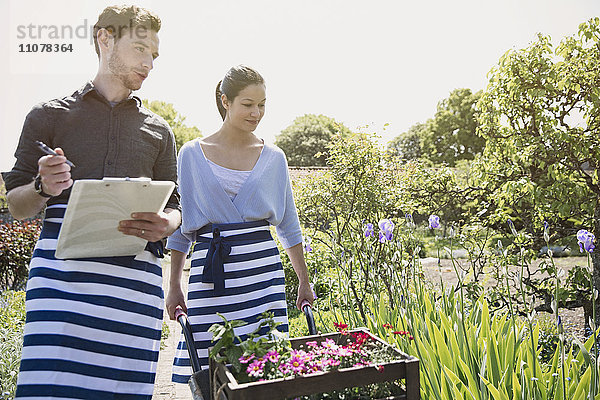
166,287,187,320
174,306,186,320
301,300,311,312
296,281,314,310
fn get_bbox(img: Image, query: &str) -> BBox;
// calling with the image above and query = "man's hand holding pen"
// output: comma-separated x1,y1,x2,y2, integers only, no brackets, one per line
37,147,73,197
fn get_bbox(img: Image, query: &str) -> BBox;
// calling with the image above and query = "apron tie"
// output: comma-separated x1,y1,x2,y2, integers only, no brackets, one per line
200,227,232,294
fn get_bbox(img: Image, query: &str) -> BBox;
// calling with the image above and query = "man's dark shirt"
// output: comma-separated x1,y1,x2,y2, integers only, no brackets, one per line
3,82,180,210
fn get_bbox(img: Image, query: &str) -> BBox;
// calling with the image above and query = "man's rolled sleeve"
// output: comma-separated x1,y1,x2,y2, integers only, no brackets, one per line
3,104,54,192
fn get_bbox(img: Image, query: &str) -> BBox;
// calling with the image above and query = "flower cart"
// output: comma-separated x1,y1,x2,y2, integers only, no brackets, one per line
176,308,419,399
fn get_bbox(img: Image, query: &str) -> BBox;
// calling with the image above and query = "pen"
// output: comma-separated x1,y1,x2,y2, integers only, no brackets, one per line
36,141,75,168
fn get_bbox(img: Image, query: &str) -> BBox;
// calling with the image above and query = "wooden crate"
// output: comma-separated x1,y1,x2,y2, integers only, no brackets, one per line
209,328,420,400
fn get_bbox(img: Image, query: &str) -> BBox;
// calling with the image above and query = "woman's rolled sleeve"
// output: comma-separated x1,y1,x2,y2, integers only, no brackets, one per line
275,175,303,249
166,227,193,254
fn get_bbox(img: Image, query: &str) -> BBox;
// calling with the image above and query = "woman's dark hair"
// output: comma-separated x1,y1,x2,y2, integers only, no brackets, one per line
216,65,265,121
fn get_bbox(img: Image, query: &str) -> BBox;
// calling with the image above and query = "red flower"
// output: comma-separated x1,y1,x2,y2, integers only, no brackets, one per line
349,332,371,349
333,322,348,334
382,323,393,329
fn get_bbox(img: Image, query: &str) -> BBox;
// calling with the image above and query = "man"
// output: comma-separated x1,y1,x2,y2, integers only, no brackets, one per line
3,5,180,399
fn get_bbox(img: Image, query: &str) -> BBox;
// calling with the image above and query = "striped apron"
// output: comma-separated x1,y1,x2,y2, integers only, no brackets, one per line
172,220,289,383
15,204,164,400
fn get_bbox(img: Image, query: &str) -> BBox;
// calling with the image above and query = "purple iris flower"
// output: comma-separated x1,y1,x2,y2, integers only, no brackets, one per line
378,219,394,243
310,282,318,299
303,236,312,252
428,215,440,229
364,223,374,238
577,229,595,253
508,219,518,236
405,213,414,227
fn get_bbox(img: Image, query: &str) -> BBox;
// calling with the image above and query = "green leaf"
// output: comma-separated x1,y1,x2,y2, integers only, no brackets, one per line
480,374,509,400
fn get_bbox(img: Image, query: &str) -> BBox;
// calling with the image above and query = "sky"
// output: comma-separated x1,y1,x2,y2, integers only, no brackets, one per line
1,0,599,173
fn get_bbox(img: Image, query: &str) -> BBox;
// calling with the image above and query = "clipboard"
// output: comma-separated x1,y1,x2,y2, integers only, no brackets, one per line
55,177,175,259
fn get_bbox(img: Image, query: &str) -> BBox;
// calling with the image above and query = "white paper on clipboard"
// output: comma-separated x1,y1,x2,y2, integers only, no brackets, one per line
54,178,175,259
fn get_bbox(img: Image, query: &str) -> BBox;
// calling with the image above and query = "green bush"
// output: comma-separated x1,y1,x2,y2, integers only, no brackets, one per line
274,228,335,311
0,219,41,290
0,181,7,210
0,290,25,400
288,308,340,338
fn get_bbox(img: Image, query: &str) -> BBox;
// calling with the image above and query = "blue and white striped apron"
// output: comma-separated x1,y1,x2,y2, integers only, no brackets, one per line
15,204,164,400
172,220,289,383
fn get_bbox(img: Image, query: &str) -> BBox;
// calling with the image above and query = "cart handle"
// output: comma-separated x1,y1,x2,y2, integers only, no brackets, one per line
175,306,202,374
301,300,317,336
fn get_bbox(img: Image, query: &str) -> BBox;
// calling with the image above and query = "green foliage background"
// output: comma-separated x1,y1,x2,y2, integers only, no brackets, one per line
142,99,202,151
388,88,484,167
0,291,26,400
275,114,351,166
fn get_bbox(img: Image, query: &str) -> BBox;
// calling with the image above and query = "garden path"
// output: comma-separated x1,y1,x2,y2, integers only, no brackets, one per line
153,258,191,400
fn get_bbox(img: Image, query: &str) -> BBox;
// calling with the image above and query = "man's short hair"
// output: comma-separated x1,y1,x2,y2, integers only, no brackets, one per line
93,5,161,56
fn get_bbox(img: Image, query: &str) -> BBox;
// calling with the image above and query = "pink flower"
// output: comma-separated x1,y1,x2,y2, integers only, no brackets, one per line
266,350,280,363
306,341,318,348
239,354,255,364
308,359,324,373
278,364,291,375
247,359,264,377
287,353,307,374
321,338,338,351
323,358,341,367
337,347,354,357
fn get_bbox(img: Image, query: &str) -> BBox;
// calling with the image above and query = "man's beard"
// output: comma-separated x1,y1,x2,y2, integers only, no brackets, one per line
108,48,142,91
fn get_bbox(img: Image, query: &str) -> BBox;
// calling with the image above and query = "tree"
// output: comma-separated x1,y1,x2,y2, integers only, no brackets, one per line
387,122,426,162
475,18,600,326
388,89,484,167
142,100,202,151
275,114,351,167
420,88,484,167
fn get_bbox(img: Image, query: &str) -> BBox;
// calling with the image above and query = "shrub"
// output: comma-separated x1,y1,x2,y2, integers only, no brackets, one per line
0,290,26,400
0,219,41,290
0,181,7,210
273,228,335,311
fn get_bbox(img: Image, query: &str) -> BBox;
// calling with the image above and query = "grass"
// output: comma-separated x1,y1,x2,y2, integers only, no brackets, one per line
0,291,25,400
161,320,170,350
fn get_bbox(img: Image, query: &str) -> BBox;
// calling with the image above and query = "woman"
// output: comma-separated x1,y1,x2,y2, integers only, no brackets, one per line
166,65,314,384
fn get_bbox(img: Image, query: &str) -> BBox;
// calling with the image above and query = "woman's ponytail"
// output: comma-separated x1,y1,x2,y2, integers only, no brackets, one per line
215,80,226,121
